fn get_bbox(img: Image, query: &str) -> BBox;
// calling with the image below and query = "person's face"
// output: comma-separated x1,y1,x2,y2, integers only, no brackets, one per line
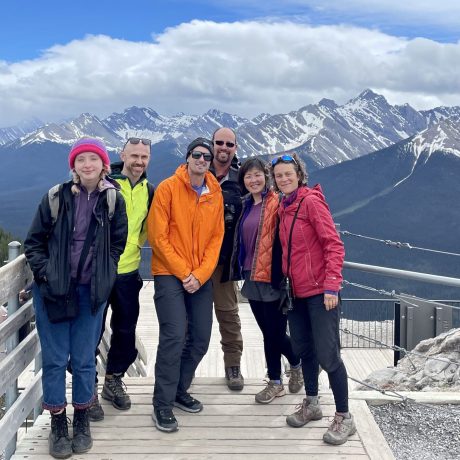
74,152,104,185
213,128,237,166
187,146,212,176
273,162,300,196
121,142,151,181
243,167,266,196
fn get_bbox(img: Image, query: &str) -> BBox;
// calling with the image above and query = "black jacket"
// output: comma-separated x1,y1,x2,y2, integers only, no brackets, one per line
211,156,243,282
24,181,128,313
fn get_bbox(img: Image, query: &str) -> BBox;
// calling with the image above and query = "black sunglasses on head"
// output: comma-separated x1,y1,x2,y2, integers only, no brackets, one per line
214,140,236,148
125,137,151,147
190,150,213,161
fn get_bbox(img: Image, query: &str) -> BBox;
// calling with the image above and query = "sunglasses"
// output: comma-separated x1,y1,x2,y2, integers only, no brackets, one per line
190,150,213,161
271,155,298,167
214,140,236,148
125,137,151,147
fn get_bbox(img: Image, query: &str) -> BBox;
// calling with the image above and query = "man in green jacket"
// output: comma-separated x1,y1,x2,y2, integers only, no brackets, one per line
90,137,154,420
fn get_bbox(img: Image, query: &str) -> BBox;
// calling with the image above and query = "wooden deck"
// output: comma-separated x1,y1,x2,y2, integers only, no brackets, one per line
12,282,395,459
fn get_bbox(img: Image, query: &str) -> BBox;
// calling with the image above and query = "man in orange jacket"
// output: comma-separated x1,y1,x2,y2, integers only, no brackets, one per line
147,137,224,433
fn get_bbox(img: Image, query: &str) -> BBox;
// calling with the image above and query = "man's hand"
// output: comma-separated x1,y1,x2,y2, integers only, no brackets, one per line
324,293,338,311
182,273,201,294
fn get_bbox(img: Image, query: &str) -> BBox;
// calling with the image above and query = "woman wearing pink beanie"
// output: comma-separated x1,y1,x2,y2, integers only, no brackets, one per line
24,137,127,458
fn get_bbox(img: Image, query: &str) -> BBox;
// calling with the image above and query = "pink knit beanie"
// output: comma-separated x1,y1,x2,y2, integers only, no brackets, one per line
68,138,110,169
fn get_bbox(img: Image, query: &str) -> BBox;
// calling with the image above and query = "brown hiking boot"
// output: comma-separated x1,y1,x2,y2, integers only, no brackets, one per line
286,397,323,427
287,366,303,393
225,366,244,391
323,413,357,445
255,380,286,404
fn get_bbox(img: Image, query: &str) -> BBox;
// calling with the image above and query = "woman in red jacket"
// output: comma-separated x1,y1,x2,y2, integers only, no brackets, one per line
271,153,356,446
230,158,302,404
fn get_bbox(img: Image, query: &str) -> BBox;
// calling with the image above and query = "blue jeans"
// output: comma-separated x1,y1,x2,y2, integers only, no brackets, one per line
33,283,105,411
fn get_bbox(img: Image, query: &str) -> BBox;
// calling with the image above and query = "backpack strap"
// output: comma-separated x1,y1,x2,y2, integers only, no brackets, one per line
48,184,62,224
147,182,155,209
106,188,116,220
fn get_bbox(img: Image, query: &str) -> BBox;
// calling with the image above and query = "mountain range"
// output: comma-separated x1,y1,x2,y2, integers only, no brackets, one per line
2,89,460,170
1,89,460,300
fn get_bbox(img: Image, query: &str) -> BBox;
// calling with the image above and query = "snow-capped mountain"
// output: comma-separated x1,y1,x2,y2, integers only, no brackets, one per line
3,89,460,169
0,117,43,146
307,117,460,299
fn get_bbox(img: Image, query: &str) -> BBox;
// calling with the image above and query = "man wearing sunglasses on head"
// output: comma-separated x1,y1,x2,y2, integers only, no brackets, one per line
89,137,154,420
147,137,224,432
210,127,244,391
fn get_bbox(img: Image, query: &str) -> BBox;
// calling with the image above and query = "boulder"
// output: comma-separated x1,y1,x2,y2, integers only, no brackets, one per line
357,328,460,391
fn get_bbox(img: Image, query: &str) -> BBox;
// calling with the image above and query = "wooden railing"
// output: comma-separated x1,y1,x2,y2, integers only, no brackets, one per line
0,242,39,460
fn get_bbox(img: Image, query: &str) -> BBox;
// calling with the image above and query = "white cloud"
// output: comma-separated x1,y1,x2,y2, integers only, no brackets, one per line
1,20,460,127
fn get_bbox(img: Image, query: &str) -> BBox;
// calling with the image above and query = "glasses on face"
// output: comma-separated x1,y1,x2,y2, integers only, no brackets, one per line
271,154,298,167
214,140,236,148
124,137,151,148
190,150,213,161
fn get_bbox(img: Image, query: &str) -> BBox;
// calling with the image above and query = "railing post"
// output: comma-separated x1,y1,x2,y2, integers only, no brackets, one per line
5,241,21,460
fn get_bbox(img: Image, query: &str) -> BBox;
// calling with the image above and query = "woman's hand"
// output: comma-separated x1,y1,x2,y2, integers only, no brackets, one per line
324,293,338,311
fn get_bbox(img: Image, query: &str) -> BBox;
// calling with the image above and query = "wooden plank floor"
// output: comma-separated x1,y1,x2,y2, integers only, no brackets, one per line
12,282,395,459
13,378,392,459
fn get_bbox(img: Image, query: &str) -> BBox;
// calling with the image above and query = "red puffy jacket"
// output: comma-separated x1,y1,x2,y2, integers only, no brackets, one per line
278,185,344,298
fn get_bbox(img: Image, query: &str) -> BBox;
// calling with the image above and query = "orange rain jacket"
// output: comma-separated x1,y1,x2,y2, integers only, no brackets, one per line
147,164,224,285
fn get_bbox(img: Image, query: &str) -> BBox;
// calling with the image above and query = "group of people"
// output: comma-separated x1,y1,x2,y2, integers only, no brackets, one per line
24,127,355,459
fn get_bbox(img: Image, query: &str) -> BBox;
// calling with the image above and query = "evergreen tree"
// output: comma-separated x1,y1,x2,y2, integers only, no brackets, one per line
0,227,22,267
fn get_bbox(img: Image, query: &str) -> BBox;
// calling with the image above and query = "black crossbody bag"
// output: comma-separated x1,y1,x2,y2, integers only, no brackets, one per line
279,197,305,314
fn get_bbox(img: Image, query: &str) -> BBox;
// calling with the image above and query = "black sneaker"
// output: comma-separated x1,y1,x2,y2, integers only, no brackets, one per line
174,393,203,413
101,375,131,410
49,410,72,459
152,408,178,432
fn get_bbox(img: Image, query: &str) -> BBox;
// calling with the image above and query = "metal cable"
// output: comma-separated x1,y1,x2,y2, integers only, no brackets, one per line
341,328,460,368
340,230,460,257
349,374,460,416
342,279,460,311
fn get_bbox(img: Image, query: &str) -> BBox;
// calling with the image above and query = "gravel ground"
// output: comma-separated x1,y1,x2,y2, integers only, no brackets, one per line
369,400,460,460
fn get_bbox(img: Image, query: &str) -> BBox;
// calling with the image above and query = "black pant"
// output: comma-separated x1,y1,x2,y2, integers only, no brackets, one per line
249,299,299,381
153,275,213,411
288,294,349,413
100,270,143,376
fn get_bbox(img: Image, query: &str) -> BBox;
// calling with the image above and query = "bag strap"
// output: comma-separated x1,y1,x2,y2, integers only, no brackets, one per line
286,197,305,278
75,216,97,282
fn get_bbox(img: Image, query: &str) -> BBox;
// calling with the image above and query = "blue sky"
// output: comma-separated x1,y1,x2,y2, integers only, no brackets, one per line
1,1,460,126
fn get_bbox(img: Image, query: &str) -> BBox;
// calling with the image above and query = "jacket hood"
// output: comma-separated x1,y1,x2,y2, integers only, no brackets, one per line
101,176,120,190
287,184,326,206
174,164,221,194
110,161,148,182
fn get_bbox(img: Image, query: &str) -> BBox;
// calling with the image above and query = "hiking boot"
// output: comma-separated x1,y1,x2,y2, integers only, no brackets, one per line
49,410,72,459
152,408,178,432
286,397,323,428
255,380,285,404
225,366,244,391
323,413,357,445
88,385,104,422
101,374,131,410
72,408,93,454
288,366,304,394
174,393,203,413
